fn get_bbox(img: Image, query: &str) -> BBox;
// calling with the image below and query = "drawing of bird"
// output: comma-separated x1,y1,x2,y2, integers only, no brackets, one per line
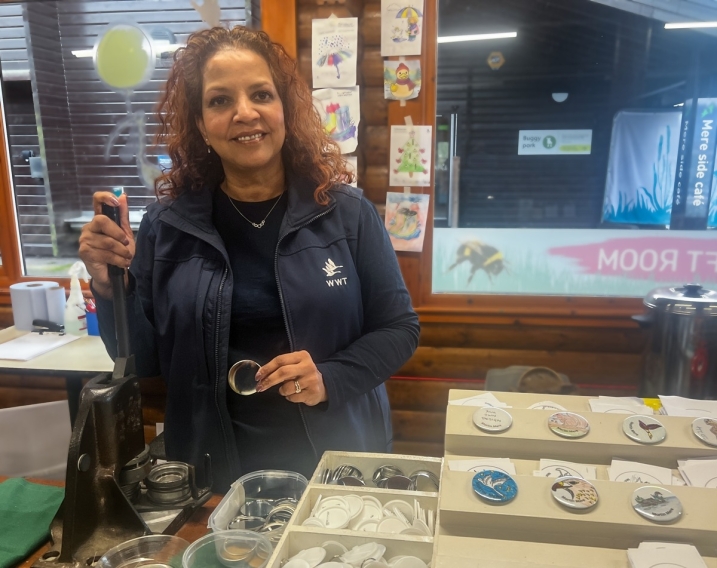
635,492,667,507
638,420,663,439
706,419,717,437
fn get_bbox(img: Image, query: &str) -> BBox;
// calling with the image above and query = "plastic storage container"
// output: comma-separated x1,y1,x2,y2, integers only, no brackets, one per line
209,470,308,532
182,530,272,568
99,534,189,568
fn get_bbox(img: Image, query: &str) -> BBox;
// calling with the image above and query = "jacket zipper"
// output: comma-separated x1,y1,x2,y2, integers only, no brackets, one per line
213,265,235,478
274,204,336,460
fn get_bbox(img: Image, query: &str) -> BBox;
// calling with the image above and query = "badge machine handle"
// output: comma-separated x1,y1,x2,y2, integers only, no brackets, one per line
101,202,135,378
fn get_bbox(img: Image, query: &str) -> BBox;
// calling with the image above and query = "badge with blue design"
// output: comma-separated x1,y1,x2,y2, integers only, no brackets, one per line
472,469,518,503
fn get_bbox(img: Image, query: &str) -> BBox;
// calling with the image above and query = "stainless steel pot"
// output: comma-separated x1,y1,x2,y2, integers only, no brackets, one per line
636,284,717,399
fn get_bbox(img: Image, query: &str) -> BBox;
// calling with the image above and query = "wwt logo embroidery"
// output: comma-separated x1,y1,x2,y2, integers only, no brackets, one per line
323,258,347,287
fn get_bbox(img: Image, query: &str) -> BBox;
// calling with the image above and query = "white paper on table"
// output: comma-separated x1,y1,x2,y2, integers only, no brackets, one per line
607,459,673,485
448,458,516,475
628,542,708,568
677,458,717,488
381,0,424,56
589,396,653,414
0,332,81,361
527,401,567,411
536,459,597,480
588,401,653,415
659,396,717,418
597,396,646,406
389,125,432,187
312,86,360,154
448,392,510,408
312,17,358,88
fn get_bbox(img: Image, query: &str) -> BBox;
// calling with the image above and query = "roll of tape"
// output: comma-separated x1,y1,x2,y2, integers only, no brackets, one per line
9,281,58,331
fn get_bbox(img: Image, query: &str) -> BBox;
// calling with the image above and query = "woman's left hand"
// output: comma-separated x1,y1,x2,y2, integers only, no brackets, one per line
255,350,328,406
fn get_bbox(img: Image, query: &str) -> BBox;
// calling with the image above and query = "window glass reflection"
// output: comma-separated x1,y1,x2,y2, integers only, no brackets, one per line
0,0,247,276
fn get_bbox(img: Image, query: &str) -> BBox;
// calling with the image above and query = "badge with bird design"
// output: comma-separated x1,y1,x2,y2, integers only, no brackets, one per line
551,477,599,510
692,417,717,447
622,415,666,445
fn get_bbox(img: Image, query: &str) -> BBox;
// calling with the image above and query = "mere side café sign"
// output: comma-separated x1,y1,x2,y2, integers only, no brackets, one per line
674,98,717,226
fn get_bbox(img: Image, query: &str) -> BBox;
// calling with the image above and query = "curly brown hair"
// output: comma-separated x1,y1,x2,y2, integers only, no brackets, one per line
155,26,353,204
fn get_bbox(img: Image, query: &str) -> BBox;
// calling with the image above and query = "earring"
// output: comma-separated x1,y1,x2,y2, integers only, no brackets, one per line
207,146,211,154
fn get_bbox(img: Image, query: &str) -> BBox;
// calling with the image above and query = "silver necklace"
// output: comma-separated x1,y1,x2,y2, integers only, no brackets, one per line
226,191,284,229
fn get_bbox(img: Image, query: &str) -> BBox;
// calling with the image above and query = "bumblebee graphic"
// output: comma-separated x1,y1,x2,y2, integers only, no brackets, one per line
446,240,507,283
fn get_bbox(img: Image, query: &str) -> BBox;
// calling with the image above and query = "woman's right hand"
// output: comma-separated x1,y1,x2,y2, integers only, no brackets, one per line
78,192,135,299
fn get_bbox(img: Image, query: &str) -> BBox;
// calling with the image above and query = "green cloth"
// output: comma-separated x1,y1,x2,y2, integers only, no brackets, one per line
0,478,64,568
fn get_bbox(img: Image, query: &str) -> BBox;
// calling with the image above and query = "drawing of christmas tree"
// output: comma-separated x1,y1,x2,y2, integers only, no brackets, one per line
395,130,428,178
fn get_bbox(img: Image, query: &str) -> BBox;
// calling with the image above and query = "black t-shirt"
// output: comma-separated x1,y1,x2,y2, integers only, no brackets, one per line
213,188,316,478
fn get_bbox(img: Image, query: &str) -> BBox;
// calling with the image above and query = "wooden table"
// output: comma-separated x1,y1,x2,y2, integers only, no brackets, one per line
9,476,222,567
0,327,114,425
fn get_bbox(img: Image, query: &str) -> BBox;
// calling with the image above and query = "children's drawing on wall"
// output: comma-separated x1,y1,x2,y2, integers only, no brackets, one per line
390,125,432,186
95,23,162,192
381,1,424,56
384,60,421,101
313,87,360,154
384,192,430,252
312,17,358,88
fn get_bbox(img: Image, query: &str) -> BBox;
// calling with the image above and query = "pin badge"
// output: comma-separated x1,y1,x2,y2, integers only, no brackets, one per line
472,469,518,503
631,486,683,523
548,412,590,439
692,417,717,448
622,415,666,444
551,476,599,510
472,406,513,433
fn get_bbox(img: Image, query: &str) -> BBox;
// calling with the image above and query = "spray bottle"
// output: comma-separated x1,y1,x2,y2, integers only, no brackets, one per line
65,261,90,336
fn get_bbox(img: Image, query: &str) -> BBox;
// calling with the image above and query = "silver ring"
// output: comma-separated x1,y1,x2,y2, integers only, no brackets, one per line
294,380,302,394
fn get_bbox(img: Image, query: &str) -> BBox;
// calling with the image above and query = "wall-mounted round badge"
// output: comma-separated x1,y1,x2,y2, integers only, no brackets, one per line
548,412,590,439
692,417,717,447
622,415,666,444
472,407,513,433
551,476,599,510
631,486,683,524
472,470,518,503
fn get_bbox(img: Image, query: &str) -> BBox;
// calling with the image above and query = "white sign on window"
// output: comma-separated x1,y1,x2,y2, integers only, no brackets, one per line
518,129,592,155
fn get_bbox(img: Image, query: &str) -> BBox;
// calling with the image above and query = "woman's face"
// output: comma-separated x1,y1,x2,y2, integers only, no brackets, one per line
197,48,286,176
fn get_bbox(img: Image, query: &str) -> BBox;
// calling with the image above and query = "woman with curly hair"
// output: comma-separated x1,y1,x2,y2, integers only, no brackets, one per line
79,26,419,490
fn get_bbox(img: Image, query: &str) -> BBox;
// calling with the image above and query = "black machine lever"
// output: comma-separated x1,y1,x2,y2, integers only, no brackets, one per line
101,203,135,379
34,199,211,568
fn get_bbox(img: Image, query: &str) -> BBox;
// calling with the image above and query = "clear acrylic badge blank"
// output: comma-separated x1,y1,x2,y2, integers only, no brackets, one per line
228,360,261,395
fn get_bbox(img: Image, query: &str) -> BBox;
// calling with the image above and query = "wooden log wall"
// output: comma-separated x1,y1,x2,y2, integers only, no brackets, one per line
0,281,647,460
296,0,389,208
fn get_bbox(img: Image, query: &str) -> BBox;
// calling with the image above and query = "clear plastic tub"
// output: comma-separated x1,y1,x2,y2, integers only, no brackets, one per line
98,534,189,568
182,530,272,568
208,470,308,533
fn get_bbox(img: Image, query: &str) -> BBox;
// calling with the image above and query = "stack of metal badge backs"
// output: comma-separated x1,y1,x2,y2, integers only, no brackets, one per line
548,412,590,438
631,486,683,523
550,477,599,511
622,415,666,444
318,463,439,492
